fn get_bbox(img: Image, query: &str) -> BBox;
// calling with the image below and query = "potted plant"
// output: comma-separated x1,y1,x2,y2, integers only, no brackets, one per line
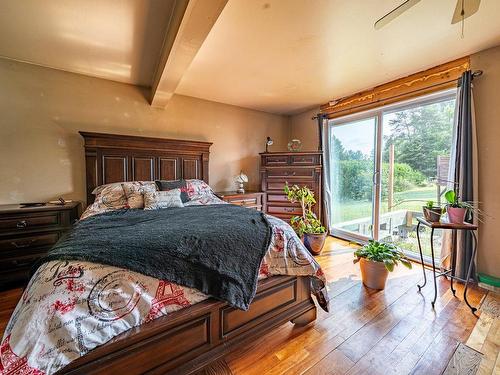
353,240,412,290
422,200,442,222
444,190,473,224
284,184,326,255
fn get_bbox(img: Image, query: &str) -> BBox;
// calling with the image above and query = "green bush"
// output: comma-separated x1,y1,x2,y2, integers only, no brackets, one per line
381,162,427,199
333,159,427,201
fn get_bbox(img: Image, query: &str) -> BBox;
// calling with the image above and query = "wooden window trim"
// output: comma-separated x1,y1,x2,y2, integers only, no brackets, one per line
320,56,470,119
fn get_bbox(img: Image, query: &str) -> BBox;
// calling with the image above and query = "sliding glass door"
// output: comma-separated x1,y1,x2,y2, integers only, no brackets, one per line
328,90,456,259
330,116,378,242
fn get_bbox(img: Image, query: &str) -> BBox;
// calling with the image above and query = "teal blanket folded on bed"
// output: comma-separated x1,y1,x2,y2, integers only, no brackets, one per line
34,204,272,310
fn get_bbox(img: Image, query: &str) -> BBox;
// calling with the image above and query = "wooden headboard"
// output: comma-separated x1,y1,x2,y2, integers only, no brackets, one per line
80,132,212,204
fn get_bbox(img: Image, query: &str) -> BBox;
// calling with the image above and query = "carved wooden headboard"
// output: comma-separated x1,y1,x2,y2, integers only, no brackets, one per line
80,132,212,204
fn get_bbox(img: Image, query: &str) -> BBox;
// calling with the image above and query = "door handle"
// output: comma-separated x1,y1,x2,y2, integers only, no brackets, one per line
373,171,380,185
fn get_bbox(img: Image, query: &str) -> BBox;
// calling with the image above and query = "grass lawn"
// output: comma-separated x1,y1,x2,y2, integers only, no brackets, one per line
333,186,436,223
332,185,442,258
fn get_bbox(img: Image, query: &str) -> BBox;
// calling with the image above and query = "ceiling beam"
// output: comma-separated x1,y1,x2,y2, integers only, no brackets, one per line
150,0,227,108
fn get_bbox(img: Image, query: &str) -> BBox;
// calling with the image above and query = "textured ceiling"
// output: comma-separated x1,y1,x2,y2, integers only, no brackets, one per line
0,0,174,86
1,0,499,114
175,0,500,114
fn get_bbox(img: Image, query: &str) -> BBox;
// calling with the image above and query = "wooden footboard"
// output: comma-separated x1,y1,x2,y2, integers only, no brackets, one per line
60,276,316,375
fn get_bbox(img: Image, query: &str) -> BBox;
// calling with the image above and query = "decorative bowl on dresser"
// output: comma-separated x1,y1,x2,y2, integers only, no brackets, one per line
216,191,265,211
0,202,81,290
260,151,323,222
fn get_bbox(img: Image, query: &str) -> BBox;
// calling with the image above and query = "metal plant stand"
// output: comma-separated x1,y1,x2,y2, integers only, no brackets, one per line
415,217,478,314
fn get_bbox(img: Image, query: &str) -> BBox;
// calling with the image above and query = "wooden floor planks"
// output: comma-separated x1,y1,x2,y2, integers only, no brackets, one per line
0,237,497,375
443,343,483,375
466,292,500,375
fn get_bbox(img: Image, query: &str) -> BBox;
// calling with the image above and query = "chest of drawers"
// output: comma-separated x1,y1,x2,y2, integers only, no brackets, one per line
260,152,322,223
0,202,81,289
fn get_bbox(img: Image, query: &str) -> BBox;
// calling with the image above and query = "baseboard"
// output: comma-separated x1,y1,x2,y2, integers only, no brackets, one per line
478,272,500,292
478,282,500,293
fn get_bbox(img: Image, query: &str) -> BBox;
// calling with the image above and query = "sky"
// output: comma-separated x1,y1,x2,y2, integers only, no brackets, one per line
331,117,376,156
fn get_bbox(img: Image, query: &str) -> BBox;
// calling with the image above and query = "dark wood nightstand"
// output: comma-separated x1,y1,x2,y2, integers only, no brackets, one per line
216,191,265,211
0,202,81,289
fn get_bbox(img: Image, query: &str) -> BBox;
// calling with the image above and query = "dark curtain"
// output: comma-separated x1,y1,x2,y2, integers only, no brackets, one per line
317,114,331,232
442,70,477,280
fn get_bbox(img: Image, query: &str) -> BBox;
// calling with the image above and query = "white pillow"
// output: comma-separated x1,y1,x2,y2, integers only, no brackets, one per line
121,181,157,209
144,189,184,210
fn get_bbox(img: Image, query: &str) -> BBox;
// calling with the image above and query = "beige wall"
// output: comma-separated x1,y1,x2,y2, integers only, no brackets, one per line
470,45,500,278
289,107,320,151
0,59,289,205
290,45,500,278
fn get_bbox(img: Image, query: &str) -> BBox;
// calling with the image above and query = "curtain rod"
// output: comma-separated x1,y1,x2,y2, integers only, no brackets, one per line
472,69,483,78
312,69,484,120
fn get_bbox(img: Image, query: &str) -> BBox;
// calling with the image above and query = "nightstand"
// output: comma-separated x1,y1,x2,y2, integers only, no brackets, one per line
216,191,265,211
0,202,81,289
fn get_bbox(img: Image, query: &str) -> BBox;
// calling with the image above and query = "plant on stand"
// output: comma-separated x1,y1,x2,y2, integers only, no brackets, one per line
444,190,474,224
354,240,412,290
422,200,442,222
284,183,326,255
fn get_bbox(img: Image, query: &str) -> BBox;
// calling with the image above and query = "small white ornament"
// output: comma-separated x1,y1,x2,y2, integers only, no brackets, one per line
235,171,248,194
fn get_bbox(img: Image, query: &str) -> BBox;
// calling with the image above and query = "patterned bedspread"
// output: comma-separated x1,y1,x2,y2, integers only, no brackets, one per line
0,214,328,375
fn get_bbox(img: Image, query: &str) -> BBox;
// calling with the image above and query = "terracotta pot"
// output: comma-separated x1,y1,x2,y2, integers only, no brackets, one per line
423,206,442,222
447,207,467,224
359,258,389,290
303,232,327,255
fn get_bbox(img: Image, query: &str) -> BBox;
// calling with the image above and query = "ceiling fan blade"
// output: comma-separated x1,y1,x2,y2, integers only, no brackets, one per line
451,0,481,24
374,0,422,30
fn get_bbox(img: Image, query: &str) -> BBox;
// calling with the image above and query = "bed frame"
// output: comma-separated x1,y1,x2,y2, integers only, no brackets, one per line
68,132,317,374
80,132,212,204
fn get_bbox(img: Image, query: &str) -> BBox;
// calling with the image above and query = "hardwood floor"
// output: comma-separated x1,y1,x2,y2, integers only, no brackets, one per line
0,237,496,375
466,292,500,374
221,237,490,375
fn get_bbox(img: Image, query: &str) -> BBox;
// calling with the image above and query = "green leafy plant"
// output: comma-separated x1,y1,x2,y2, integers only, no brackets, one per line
443,189,477,219
353,240,412,272
284,184,325,237
444,190,473,209
425,200,435,209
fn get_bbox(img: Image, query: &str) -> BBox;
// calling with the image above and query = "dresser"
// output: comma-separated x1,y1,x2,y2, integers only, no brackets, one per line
0,202,81,289
216,191,265,211
260,152,322,222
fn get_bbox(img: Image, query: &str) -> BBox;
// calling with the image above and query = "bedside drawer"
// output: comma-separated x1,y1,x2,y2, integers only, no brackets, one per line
217,192,264,212
0,232,60,253
266,169,314,179
0,202,80,290
0,212,60,233
290,155,320,166
0,254,44,270
267,205,303,216
227,197,260,207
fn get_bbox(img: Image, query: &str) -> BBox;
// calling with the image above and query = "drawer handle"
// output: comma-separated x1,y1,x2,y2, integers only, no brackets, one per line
16,220,28,229
284,207,295,213
292,171,296,176
10,239,37,248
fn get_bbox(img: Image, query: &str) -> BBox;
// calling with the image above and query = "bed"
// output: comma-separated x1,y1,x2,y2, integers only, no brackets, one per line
0,132,329,375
